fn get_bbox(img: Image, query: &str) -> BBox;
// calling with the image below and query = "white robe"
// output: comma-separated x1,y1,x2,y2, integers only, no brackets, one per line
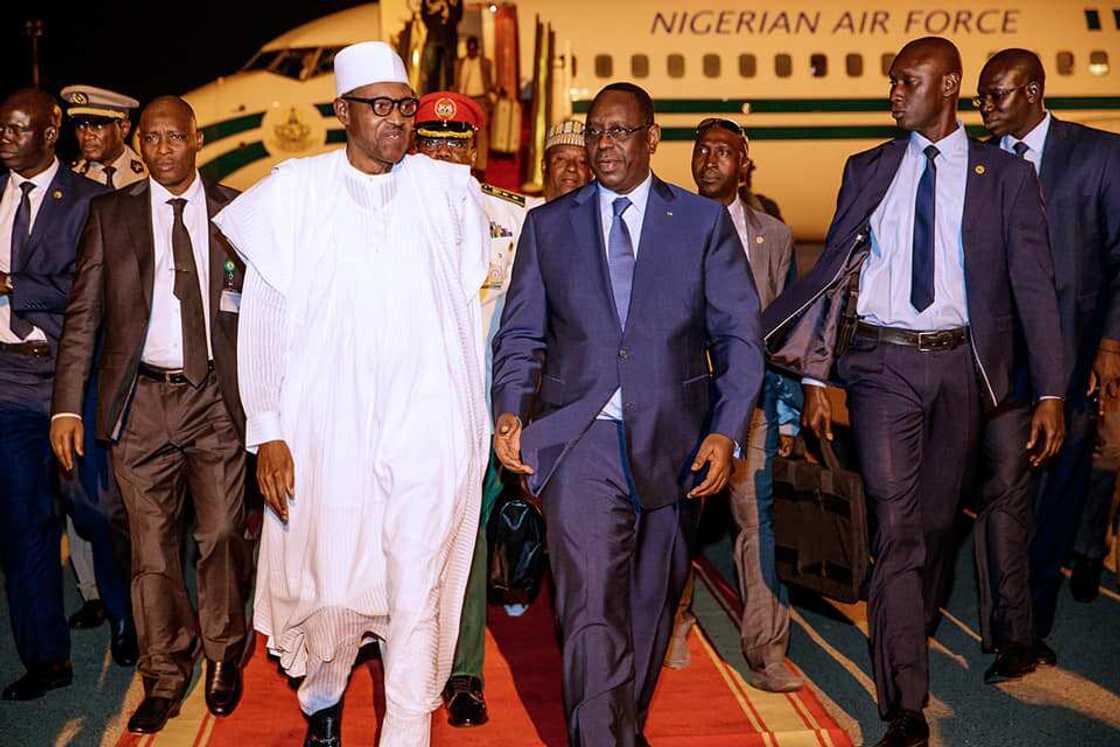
214,150,489,746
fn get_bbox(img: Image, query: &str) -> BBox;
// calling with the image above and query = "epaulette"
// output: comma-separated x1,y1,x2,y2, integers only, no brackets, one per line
130,159,144,174
481,182,525,207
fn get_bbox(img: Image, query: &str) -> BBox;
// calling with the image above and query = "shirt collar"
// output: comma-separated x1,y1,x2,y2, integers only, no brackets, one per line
1004,111,1051,156
598,171,653,216
9,157,60,192
909,122,968,160
149,171,204,206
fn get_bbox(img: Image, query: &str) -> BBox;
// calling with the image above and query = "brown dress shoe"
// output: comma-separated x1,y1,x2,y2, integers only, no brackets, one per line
127,696,182,734
204,660,243,717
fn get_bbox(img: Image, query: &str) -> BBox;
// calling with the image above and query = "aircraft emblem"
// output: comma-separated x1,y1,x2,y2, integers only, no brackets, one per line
273,108,314,153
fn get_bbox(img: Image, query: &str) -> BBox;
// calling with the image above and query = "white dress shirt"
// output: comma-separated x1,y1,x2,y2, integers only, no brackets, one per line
0,158,59,343
143,173,214,368
726,198,753,262
1001,111,1052,175
858,124,970,331
596,172,652,421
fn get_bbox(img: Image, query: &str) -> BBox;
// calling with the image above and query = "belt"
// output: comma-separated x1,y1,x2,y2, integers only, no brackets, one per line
854,321,969,352
137,361,213,385
0,340,51,358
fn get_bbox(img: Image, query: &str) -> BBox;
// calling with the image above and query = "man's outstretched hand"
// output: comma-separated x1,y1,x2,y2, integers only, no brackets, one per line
493,413,534,475
688,433,734,498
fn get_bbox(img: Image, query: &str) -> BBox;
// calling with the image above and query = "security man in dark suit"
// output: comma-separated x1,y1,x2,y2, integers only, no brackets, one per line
974,48,1120,673
763,38,1064,747
0,89,108,700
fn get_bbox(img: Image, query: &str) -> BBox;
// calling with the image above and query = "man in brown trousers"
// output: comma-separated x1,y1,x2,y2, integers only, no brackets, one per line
49,96,251,735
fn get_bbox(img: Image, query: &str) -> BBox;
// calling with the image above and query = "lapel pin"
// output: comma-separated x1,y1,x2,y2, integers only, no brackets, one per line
666,211,673,217
974,164,986,175
755,235,765,244
52,190,63,199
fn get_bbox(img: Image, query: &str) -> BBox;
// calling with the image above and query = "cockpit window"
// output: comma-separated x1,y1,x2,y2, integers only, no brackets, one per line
243,47,321,80
311,47,344,78
243,49,282,72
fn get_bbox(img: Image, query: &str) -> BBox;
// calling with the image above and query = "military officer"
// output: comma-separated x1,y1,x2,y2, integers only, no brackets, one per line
413,90,528,728
60,85,146,189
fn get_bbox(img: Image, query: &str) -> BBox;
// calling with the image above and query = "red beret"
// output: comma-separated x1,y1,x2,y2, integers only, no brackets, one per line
415,91,483,136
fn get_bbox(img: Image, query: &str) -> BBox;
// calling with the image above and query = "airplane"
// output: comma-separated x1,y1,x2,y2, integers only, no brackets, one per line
183,1,1120,240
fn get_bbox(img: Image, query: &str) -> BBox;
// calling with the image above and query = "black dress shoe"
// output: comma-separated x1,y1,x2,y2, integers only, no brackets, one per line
443,674,489,727
68,599,107,629
1070,555,1104,603
1033,640,1058,667
873,710,929,747
984,643,1037,684
204,659,243,717
304,702,342,746
127,695,182,734
110,618,139,667
1,661,73,701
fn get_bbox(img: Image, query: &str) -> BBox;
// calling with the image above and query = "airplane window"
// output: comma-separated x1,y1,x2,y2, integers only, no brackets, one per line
1090,51,1110,76
243,50,282,72
631,54,649,79
1057,51,1075,76
266,48,320,81
312,48,343,78
810,53,828,78
703,54,720,78
880,53,895,76
775,54,792,78
739,54,756,78
846,53,863,77
668,54,685,78
595,54,613,78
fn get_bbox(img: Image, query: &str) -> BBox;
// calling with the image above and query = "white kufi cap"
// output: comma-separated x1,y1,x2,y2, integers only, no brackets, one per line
334,41,409,97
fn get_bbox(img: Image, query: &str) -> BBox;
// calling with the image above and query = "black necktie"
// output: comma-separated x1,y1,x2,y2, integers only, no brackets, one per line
911,145,938,313
1012,141,1029,159
9,181,35,338
168,198,208,385
103,165,116,189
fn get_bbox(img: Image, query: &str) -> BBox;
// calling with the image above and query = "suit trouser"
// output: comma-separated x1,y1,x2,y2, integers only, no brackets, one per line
451,451,504,682
109,370,250,698
840,338,979,719
973,402,1035,652
544,420,695,746
58,368,131,625
1073,409,1120,561
0,352,69,669
1029,399,1097,638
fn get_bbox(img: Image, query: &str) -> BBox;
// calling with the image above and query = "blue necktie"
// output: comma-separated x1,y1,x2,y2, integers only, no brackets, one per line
608,196,636,328
911,145,938,313
1012,141,1029,159
9,181,35,339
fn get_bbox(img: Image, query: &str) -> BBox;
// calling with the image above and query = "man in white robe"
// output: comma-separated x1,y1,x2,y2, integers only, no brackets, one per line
213,42,489,747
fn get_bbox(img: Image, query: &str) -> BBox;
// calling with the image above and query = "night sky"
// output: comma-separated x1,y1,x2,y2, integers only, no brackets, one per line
0,1,366,158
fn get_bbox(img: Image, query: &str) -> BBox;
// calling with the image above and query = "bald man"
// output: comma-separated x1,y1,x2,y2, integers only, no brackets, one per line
975,49,1120,670
763,38,1063,746
0,89,108,701
51,96,252,733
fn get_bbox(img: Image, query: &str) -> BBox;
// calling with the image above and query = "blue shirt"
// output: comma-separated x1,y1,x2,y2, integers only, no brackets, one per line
1001,111,1051,175
857,124,970,331
596,172,653,421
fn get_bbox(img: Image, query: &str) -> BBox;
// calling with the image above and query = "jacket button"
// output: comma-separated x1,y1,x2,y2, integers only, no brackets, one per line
618,348,630,360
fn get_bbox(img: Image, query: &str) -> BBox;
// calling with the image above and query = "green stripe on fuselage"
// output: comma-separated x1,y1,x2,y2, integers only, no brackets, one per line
660,124,990,141
573,96,1120,115
199,142,269,182
200,113,265,145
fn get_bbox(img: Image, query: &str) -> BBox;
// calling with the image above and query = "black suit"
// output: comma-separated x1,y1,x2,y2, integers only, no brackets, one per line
764,133,1062,719
977,117,1120,648
52,177,252,699
0,165,105,671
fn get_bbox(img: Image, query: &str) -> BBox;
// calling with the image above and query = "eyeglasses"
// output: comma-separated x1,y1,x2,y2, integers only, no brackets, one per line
584,124,650,143
417,136,470,151
972,85,1029,109
696,117,745,137
341,95,420,118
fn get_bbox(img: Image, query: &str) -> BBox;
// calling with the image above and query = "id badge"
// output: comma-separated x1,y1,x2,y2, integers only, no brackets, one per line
220,289,242,313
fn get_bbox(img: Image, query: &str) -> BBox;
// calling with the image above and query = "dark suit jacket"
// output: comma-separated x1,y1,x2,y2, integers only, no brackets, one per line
1,166,107,349
762,136,1064,407
1033,117,1120,399
51,178,246,441
492,176,763,509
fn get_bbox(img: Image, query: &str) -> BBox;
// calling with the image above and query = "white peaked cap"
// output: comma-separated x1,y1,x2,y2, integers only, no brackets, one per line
334,41,410,96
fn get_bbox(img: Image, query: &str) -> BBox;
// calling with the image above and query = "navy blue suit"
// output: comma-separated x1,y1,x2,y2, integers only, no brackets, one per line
976,118,1120,651
763,136,1062,719
492,176,762,744
0,165,111,671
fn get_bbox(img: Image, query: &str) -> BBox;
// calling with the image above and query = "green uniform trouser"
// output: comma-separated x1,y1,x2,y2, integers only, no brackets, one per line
450,452,504,683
